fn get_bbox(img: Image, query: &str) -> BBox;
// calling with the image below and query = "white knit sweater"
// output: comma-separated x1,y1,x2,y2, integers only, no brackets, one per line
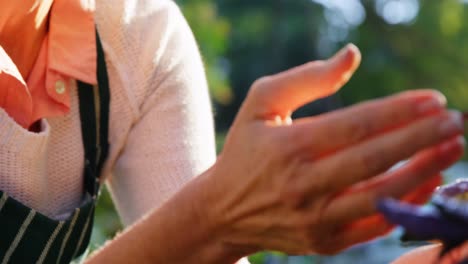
0,0,216,225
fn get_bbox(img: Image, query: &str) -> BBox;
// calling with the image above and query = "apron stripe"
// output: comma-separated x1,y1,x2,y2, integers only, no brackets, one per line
1,210,36,264
0,193,7,211
72,209,93,259
36,221,65,264
56,209,80,264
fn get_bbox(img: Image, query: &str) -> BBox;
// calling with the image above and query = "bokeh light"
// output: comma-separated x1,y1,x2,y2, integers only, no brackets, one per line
375,0,420,25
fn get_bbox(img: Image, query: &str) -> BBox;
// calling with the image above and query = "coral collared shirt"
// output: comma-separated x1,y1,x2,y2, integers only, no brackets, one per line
0,0,96,129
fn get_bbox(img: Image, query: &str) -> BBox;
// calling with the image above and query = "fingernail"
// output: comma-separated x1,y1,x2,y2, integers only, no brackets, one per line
418,97,445,114
417,91,446,114
330,44,359,65
433,90,447,105
439,111,464,137
439,135,466,153
346,43,361,69
330,44,361,89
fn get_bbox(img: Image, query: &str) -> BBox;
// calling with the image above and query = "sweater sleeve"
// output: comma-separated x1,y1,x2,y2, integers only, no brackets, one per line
103,0,217,226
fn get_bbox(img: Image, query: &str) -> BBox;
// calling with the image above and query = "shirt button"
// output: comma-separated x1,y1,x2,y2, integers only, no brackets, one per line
55,80,66,94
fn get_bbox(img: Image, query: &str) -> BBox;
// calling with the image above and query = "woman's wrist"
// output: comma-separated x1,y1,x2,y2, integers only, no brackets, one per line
87,165,248,263
190,166,253,263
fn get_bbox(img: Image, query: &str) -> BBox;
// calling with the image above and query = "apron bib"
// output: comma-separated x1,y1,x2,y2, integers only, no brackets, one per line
0,29,110,264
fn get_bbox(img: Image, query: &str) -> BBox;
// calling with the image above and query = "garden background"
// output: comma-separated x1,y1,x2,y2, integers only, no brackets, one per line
91,1,468,263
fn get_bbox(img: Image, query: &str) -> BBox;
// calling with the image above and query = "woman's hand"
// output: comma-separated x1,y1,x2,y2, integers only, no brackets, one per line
201,44,465,257
86,44,464,264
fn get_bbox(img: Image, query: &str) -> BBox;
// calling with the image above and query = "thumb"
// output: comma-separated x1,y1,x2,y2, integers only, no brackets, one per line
243,44,361,121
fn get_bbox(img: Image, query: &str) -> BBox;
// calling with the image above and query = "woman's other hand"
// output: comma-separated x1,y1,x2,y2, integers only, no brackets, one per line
393,242,468,264
202,44,465,257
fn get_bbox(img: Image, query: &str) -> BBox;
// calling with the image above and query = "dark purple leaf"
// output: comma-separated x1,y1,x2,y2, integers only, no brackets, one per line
377,198,468,241
432,179,468,223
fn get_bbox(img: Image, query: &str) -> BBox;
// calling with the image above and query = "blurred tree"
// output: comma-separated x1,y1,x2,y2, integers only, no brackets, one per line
343,1,468,110
177,0,233,107
214,0,349,129
176,0,468,146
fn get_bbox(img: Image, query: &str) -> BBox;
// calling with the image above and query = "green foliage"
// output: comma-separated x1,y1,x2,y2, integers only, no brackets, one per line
90,186,122,252
177,0,233,105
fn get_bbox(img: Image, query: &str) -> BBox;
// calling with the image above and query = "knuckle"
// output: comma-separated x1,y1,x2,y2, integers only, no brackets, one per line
278,161,308,207
385,94,414,116
405,122,434,148
280,185,304,208
274,129,298,156
298,213,321,231
314,174,334,195
286,126,318,158
382,99,411,122
357,148,390,175
346,116,373,143
303,164,329,195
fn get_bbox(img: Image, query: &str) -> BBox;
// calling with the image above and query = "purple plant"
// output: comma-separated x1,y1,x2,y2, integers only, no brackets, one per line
378,179,468,263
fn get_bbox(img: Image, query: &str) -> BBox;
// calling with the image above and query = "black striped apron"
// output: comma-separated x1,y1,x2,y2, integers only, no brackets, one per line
0,29,110,264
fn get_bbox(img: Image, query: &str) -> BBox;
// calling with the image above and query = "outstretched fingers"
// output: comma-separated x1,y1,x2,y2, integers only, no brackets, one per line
289,111,463,198
320,175,444,254
289,90,446,157
322,135,465,226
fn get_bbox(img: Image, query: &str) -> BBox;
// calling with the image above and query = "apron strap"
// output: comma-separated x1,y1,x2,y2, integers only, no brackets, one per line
96,29,110,177
77,28,111,196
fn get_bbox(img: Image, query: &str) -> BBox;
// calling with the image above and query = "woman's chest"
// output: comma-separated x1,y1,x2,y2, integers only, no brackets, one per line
44,85,85,215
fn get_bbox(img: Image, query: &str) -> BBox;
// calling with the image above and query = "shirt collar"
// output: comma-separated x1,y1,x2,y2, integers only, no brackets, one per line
28,0,97,124
47,0,96,86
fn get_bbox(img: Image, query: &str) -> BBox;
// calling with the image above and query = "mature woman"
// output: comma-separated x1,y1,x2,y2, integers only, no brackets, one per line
0,0,464,263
